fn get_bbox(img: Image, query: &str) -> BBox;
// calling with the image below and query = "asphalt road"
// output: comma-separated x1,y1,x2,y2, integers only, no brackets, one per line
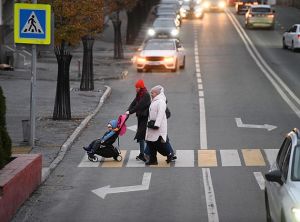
12,5,300,222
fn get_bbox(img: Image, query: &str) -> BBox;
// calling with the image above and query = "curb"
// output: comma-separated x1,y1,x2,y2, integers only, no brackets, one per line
41,85,112,183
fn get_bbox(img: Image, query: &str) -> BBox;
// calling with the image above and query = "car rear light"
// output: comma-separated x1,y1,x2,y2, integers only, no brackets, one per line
253,2,258,4
248,13,253,17
267,14,274,18
137,57,146,63
164,57,175,63
298,34,300,39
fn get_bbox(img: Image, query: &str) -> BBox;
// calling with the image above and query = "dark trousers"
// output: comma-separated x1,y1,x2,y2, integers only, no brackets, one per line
147,136,168,162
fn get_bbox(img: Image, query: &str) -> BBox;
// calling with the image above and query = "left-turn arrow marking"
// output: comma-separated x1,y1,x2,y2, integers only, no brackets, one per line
92,172,152,199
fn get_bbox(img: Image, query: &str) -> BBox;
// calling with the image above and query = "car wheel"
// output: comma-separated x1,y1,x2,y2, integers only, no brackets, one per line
137,69,143,73
171,60,178,72
180,57,185,69
291,41,296,52
265,189,272,222
282,38,288,49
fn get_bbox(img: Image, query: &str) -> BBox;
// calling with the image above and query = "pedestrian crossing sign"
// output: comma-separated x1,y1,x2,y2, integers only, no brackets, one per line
14,3,51,44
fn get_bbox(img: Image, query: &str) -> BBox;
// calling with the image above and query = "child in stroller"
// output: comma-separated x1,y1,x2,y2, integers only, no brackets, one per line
83,115,127,162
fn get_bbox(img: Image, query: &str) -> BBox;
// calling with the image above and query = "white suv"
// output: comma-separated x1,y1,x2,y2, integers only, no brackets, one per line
283,24,300,52
265,128,300,222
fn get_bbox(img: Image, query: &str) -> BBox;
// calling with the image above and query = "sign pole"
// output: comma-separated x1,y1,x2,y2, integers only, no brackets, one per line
30,44,36,147
29,0,37,147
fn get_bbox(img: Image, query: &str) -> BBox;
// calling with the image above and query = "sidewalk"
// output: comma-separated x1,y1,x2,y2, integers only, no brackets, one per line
0,37,136,182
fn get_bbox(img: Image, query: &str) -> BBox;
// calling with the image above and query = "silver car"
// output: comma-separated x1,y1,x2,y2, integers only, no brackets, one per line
265,128,300,222
147,18,180,39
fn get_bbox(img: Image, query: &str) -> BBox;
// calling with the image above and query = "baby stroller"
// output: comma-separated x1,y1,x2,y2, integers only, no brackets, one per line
84,114,128,162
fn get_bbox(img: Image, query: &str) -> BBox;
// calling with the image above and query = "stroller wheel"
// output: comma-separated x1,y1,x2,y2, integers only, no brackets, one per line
114,155,122,162
88,155,98,162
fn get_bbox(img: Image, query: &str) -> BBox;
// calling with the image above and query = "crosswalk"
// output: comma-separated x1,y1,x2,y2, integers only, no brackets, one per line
78,148,279,168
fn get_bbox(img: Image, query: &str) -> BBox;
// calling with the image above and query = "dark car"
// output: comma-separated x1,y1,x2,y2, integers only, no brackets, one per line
235,0,259,14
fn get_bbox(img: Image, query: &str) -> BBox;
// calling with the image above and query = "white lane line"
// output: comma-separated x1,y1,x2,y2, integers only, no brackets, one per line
196,73,201,78
78,155,100,167
175,150,195,167
254,172,265,190
195,28,219,221
220,150,241,166
196,68,201,73
264,149,279,166
126,150,145,167
199,98,208,149
198,84,203,90
226,9,300,118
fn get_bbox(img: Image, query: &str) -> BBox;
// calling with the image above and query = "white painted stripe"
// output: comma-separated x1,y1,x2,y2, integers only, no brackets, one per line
220,150,241,166
254,172,265,190
196,73,201,78
126,150,145,167
195,51,199,55
78,154,100,167
202,168,219,221
199,91,204,97
196,68,201,73
175,150,194,167
198,84,203,90
195,58,199,63
264,149,279,166
196,64,200,70
199,98,207,149
197,78,202,83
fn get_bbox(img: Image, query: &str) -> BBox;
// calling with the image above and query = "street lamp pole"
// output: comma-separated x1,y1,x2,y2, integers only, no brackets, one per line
30,0,37,146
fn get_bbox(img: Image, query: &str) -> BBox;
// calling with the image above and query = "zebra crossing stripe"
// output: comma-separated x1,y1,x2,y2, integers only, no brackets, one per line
175,150,195,167
264,149,279,166
127,150,145,167
101,150,126,168
253,172,265,190
77,149,278,168
220,150,241,166
78,154,100,167
242,149,265,166
198,150,217,167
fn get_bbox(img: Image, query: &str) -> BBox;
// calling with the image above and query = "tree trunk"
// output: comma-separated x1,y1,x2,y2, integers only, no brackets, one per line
80,35,94,91
112,12,123,59
53,42,72,120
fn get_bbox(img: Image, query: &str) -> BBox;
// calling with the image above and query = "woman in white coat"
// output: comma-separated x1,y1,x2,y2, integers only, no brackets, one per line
145,85,168,165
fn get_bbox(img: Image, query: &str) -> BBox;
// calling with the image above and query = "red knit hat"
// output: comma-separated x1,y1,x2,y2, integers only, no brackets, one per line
135,79,145,88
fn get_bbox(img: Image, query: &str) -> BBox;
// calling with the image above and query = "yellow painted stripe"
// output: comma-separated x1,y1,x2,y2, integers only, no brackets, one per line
101,150,126,168
150,153,170,168
242,149,265,166
198,150,217,167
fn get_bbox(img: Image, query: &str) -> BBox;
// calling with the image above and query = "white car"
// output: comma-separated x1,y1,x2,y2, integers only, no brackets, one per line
147,18,180,39
265,128,300,222
245,5,275,29
283,24,300,52
133,39,186,72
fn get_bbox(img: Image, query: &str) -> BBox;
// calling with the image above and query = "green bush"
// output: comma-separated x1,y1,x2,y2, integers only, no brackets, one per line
0,86,12,169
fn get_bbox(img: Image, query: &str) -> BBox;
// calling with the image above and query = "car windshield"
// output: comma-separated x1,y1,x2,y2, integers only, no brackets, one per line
292,145,300,181
252,7,271,13
144,42,175,50
153,20,175,27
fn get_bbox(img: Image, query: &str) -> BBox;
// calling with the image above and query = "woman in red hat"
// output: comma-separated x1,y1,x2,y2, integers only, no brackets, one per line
126,79,151,161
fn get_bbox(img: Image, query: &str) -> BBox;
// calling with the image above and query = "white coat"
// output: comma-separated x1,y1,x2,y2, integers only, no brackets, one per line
146,88,167,142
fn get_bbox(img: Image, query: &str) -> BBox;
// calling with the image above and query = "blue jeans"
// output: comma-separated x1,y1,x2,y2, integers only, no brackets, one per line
139,140,145,155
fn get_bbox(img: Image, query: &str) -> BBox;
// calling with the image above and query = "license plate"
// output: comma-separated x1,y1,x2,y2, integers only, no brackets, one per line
158,34,168,38
149,61,161,65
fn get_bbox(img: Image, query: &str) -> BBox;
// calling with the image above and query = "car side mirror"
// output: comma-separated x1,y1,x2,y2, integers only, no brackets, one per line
265,170,283,186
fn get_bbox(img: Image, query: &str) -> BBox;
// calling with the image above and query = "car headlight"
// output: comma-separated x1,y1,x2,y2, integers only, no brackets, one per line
171,29,179,36
292,208,300,221
136,56,146,63
147,29,155,36
164,57,175,63
218,1,226,8
204,2,210,8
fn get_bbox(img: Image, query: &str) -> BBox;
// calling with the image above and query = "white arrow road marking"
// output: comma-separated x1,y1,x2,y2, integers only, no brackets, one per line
92,172,151,199
127,124,137,132
235,118,277,131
